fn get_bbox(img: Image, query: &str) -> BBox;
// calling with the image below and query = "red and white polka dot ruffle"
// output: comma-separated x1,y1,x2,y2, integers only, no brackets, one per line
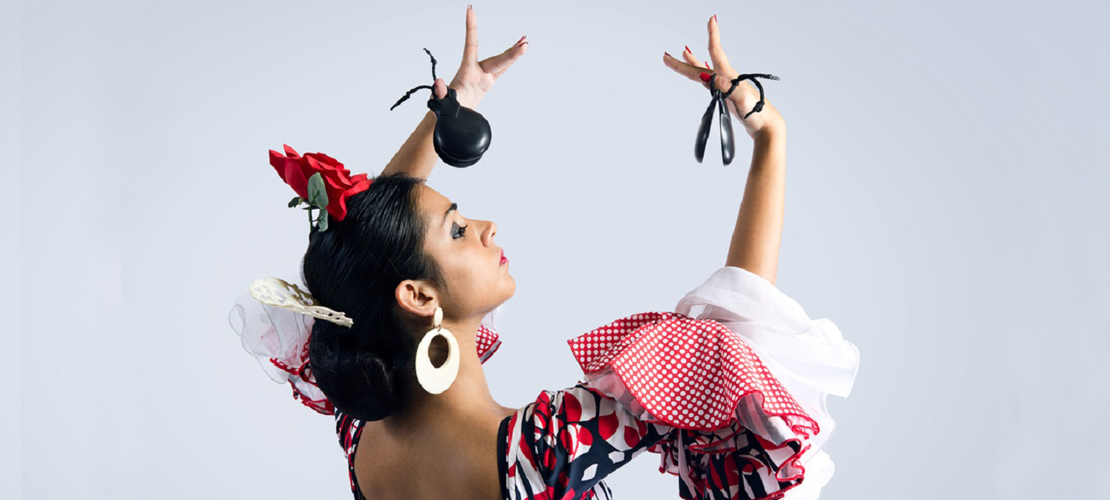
565,310,824,499
568,311,819,440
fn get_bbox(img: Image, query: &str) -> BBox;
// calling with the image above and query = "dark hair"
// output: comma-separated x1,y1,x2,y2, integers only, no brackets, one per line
301,172,447,421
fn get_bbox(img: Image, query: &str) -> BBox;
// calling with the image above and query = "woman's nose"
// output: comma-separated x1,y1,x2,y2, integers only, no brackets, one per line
484,220,497,245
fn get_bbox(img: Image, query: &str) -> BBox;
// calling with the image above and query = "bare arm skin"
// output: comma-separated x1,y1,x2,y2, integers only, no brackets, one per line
380,6,527,180
382,109,440,180
726,128,785,285
663,15,787,285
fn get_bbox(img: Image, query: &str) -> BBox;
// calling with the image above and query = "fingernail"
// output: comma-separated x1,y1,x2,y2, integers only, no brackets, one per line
684,45,691,54
704,61,711,69
713,14,718,22
700,72,712,83
468,4,473,9
665,51,672,58
517,36,526,45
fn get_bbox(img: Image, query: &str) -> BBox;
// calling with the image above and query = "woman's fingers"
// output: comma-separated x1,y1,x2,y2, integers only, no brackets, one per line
666,16,739,90
707,15,734,73
479,36,528,78
433,78,448,100
461,5,479,65
682,46,703,67
682,47,712,89
663,52,711,85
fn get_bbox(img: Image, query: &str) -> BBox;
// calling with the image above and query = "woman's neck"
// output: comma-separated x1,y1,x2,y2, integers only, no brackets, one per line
385,315,510,434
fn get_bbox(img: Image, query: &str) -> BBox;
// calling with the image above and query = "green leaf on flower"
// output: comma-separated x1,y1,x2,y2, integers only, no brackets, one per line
288,196,303,208
316,210,329,232
307,173,329,210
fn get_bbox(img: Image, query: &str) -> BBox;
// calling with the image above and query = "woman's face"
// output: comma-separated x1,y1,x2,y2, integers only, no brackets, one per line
417,184,515,319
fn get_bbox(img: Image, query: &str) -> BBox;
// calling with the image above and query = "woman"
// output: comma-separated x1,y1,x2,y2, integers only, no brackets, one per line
230,6,859,500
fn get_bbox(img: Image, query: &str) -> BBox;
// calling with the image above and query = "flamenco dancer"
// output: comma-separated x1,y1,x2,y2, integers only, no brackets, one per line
230,6,859,500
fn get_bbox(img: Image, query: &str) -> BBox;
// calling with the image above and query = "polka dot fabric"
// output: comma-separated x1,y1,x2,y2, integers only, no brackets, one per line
499,381,809,500
475,323,503,363
564,312,819,499
567,312,818,437
329,266,858,500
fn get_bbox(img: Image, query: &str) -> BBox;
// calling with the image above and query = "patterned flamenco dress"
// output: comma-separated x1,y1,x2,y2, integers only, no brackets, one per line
230,266,860,500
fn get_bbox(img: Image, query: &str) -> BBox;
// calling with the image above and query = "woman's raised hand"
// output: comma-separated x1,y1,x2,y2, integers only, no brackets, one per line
663,15,784,139
431,5,528,109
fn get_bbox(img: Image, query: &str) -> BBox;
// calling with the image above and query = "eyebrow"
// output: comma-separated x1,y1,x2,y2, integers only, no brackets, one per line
442,202,457,226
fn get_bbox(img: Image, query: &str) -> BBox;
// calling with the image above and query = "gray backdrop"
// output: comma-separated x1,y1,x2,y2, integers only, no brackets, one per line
15,0,1110,498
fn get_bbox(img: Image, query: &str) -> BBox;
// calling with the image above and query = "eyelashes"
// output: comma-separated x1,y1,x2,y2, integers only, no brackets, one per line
452,223,469,240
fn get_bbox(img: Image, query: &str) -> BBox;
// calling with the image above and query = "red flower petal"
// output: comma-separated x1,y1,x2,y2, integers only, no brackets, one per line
331,178,372,221
270,145,373,222
269,149,308,199
306,151,345,171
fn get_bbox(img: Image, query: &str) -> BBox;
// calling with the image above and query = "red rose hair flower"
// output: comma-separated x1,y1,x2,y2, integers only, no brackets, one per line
268,144,373,223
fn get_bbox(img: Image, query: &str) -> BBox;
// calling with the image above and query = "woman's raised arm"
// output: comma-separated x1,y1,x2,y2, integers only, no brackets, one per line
663,15,786,285
381,107,442,180
726,131,785,285
382,5,528,179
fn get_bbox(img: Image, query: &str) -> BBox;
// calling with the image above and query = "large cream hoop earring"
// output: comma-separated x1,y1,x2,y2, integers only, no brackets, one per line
415,307,459,394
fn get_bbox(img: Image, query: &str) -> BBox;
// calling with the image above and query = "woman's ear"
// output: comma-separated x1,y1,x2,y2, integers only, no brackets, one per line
395,279,439,320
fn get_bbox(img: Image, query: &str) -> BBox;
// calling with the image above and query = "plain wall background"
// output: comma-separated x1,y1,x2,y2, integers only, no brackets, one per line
14,0,1110,498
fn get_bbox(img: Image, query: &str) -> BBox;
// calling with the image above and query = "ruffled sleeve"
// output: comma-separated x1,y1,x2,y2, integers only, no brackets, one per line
564,266,860,500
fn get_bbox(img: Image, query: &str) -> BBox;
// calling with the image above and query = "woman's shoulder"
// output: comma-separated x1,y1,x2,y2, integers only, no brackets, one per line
352,410,509,500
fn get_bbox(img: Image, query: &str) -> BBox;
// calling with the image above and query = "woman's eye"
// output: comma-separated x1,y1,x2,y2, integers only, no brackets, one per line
452,223,468,240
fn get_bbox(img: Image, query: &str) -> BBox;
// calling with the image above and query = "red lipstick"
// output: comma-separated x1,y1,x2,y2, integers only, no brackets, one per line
500,248,508,265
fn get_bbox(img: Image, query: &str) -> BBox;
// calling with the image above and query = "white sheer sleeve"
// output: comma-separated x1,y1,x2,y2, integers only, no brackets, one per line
674,266,860,499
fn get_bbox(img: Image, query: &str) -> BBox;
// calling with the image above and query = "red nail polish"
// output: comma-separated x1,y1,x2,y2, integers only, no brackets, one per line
665,51,672,58
713,14,717,22
704,61,711,69
700,72,712,83
517,36,526,45
684,45,691,54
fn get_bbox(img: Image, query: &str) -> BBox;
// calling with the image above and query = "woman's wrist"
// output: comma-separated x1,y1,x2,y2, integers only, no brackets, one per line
449,81,483,109
730,92,784,141
752,120,785,141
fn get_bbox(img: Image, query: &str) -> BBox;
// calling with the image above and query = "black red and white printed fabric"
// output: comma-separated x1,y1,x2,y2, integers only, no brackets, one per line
335,266,859,500
564,314,814,500
500,266,859,500
336,409,368,499
498,382,671,500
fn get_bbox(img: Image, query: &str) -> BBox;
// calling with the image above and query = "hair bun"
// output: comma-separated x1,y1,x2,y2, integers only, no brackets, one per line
308,318,415,421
